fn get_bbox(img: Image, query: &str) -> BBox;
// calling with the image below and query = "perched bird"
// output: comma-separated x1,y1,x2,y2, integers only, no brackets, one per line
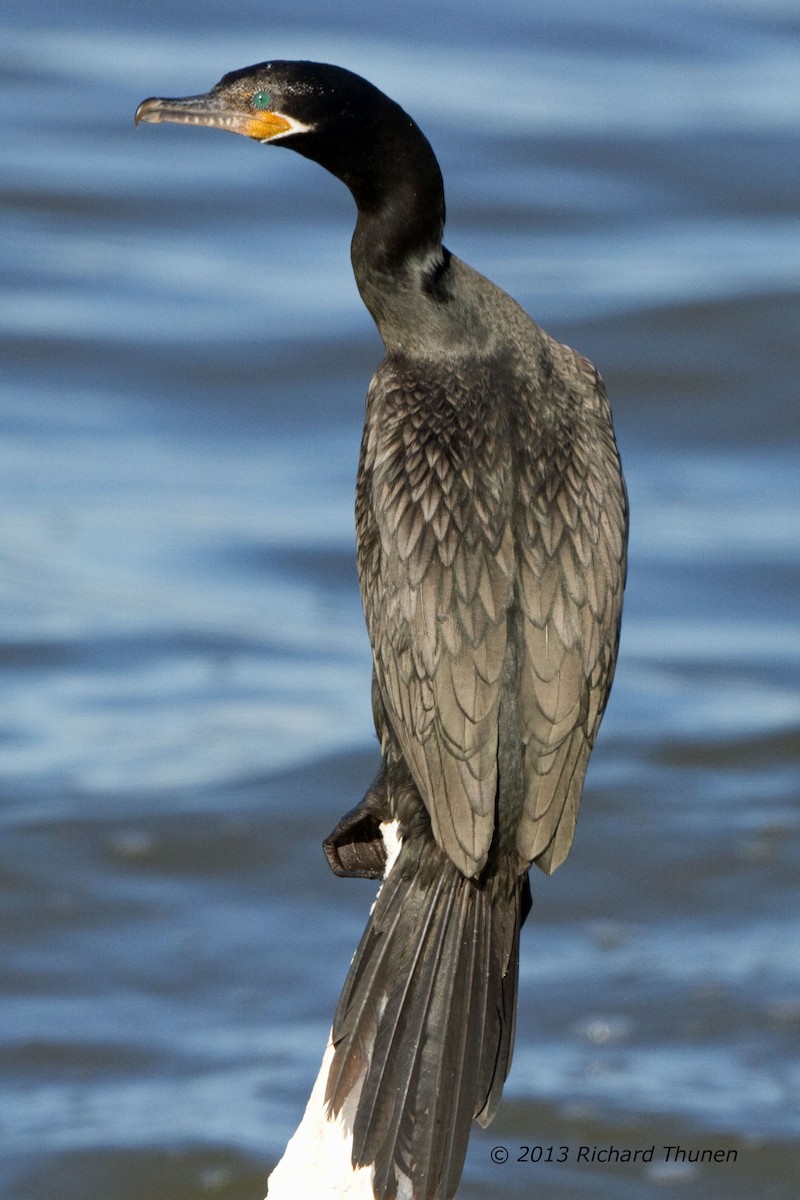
137,62,627,1200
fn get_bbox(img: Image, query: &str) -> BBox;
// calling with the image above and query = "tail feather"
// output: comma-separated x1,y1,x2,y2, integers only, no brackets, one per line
475,891,521,1127
324,871,412,1108
414,877,486,1199
368,873,457,1198
353,871,452,1169
326,838,524,1200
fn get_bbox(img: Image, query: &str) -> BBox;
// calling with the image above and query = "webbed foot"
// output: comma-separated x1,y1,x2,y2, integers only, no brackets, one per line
323,764,391,879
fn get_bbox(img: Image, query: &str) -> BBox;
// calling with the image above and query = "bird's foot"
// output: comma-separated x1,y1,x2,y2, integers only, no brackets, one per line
323,764,392,879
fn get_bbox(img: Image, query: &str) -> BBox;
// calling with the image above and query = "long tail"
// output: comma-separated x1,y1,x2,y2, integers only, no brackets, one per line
325,835,526,1200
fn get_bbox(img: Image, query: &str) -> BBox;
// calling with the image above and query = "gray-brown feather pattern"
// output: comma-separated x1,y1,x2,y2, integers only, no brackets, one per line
357,334,627,881
514,344,627,873
358,361,515,878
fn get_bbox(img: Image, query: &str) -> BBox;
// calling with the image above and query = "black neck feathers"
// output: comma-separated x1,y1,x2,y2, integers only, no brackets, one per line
281,79,446,278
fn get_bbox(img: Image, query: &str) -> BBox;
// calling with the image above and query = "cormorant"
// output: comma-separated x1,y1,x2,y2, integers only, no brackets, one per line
136,62,627,1200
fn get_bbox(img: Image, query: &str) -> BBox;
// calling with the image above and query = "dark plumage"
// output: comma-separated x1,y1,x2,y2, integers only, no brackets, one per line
137,61,627,1200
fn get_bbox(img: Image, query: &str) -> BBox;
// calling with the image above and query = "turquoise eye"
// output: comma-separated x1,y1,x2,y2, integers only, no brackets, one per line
252,90,272,109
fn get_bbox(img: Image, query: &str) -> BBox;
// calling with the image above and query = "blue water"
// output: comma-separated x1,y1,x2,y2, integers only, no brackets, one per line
1,1,799,1197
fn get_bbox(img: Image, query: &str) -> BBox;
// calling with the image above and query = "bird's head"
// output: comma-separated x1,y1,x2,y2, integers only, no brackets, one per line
136,60,447,322
136,60,386,146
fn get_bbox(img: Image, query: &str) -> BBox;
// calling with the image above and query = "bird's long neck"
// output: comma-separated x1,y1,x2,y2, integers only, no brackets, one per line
349,123,448,348
287,99,448,346
350,182,448,343
351,122,443,252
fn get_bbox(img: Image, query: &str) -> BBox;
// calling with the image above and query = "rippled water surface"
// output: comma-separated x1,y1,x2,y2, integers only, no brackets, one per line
2,1,799,1197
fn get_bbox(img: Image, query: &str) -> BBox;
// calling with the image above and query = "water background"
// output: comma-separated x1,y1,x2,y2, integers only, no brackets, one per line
2,1,799,1197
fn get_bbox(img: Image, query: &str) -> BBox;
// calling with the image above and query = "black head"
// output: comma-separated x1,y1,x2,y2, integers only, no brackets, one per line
136,59,450,331
135,60,441,216
136,62,373,142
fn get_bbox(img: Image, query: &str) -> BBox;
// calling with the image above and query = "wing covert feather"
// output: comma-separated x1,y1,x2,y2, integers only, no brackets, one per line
358,368,514,878
516,352,627,872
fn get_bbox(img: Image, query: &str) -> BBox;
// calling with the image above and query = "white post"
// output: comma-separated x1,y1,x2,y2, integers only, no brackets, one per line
266,1037,376,1199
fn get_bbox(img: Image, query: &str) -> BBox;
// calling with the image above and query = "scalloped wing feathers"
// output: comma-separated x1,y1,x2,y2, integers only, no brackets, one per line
516,354,627,873
357,346,626,880
358,368,515,877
